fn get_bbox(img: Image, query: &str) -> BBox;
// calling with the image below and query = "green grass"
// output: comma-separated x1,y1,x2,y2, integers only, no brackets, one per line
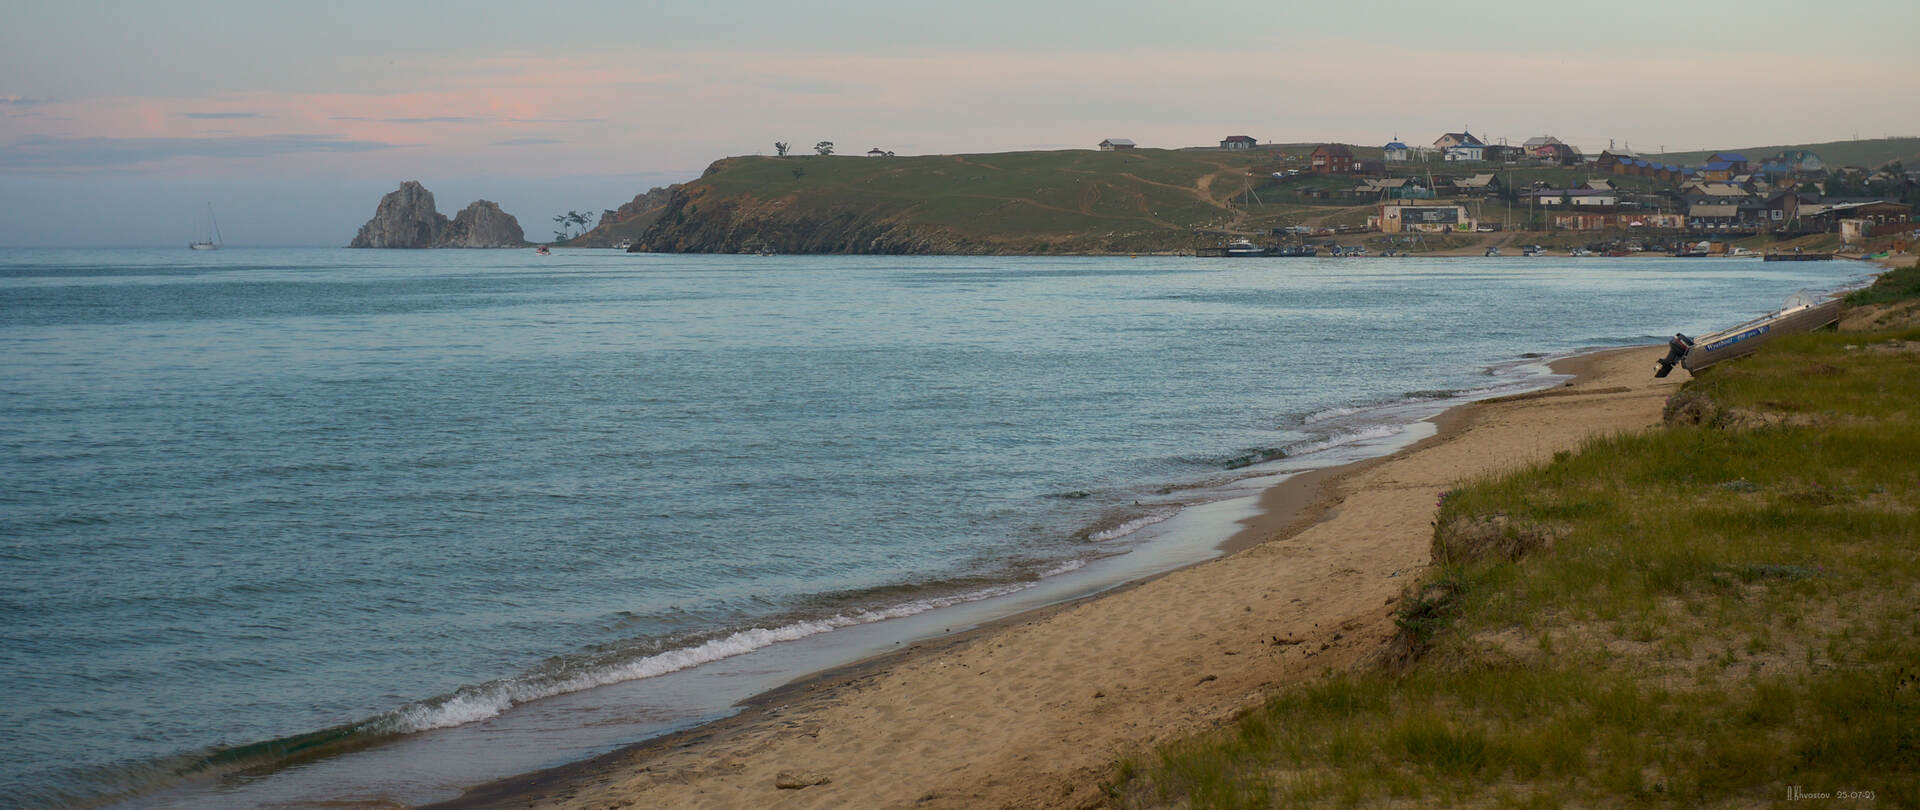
1847,261,1920,306
647,148,1269,252
1108,325,1920,808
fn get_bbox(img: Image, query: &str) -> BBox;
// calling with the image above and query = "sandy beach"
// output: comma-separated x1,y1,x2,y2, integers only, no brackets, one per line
444,345,1689,809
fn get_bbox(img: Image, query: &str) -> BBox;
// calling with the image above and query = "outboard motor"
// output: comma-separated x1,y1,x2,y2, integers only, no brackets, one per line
1655,333,1693,378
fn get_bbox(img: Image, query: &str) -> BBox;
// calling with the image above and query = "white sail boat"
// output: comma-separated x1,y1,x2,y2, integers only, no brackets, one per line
189,203,222,250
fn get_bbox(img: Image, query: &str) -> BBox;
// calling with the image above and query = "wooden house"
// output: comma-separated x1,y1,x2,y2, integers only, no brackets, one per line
1484,144,1526,163
1433,131,1484,150
1452,173,1503,196
1098,138,1137,151
1309,144,1355,174
1219,135,1257,150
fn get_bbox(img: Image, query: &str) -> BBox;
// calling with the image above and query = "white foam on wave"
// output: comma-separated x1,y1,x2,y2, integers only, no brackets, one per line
1285,424,1404,457
378,577,1071,734
1041,558,1087,578
1301,403,1370,424
1087,511,1174,542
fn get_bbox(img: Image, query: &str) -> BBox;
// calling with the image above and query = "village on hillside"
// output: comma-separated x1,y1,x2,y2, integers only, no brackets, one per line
1097,133,1920,256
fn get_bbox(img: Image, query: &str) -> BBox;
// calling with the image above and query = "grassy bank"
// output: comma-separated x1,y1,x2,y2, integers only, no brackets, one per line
1109,299,1920,805
633,148,1279,253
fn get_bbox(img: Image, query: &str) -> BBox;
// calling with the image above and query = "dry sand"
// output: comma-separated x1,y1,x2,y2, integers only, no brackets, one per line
443,346,1687,810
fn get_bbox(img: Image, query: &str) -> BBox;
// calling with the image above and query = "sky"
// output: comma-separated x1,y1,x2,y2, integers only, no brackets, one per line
3,0,1918,246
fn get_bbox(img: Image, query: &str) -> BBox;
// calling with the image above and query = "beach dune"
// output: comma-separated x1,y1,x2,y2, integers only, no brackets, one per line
445,346,1684,810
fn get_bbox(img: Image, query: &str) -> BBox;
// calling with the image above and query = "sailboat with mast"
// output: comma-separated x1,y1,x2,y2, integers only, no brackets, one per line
189,203,222,250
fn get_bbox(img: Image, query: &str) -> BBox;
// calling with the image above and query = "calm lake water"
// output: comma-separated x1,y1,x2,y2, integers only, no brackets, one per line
0,248,1863,807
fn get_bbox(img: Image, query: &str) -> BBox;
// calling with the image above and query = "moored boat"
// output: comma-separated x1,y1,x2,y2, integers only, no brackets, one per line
1225,238,1266,257
189,203,222,250
1680,292,1843,372
1763,251,1834,261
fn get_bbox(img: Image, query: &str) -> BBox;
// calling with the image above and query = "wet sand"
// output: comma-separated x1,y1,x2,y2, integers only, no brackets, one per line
438,345,1685,810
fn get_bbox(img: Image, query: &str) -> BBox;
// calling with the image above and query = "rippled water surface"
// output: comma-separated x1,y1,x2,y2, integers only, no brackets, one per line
0,248,1862,807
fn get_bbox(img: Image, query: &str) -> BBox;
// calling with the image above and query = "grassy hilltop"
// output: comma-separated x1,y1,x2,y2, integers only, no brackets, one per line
589,136,1919,254
1658,137,1920,171
624,148,1294,254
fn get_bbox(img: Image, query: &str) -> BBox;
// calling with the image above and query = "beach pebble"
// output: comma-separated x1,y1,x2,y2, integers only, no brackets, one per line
776,770,832,789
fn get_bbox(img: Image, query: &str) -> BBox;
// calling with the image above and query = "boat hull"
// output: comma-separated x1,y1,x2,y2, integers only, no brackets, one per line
1681,300,1842,371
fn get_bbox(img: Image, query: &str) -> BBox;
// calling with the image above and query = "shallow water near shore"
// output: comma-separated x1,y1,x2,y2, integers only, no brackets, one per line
0,248,1862,808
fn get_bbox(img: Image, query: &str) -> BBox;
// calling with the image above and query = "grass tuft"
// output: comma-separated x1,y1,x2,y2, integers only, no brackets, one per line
1108,317,1920,808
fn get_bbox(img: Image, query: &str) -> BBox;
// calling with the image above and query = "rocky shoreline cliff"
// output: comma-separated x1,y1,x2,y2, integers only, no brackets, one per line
348,182,528,248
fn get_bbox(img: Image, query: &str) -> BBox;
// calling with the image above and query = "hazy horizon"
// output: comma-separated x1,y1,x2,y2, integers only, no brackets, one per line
5,0,1918,247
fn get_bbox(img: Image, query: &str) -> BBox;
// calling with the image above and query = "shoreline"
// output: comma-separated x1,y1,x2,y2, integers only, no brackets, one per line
435,345,1679,809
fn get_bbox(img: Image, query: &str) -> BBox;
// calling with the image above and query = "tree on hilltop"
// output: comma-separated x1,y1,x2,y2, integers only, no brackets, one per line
814,141,834,156
551,210,592,241
775,142,790,157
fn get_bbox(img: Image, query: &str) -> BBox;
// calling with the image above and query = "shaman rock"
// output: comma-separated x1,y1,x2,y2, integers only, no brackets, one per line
442,200,527,248
348,181,449,248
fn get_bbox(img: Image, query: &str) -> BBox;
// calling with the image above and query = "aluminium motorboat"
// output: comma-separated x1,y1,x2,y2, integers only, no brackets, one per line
1680,292,1843,372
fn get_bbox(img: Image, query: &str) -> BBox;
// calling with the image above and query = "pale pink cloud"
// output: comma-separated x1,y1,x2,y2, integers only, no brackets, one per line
6,44,1914,178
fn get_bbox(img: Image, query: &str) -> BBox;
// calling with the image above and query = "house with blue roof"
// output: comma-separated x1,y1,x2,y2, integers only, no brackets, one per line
1384,140,1412,162
1706,152,1750,174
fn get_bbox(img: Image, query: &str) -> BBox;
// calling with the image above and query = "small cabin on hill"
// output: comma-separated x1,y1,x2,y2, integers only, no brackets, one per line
1452,173,1503,196
1484,144,1526,163
1525,188,1620,208
1219,135,1257,150
1434,131,1484,150
1098,138,1137,151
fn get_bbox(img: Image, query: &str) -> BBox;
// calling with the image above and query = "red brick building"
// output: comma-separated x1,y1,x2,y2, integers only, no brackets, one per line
1310,144,1355,174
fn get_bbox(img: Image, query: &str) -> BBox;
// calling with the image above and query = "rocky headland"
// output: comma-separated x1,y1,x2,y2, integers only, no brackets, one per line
348,181,528,248
617,151,1265,255
564,185,678,248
